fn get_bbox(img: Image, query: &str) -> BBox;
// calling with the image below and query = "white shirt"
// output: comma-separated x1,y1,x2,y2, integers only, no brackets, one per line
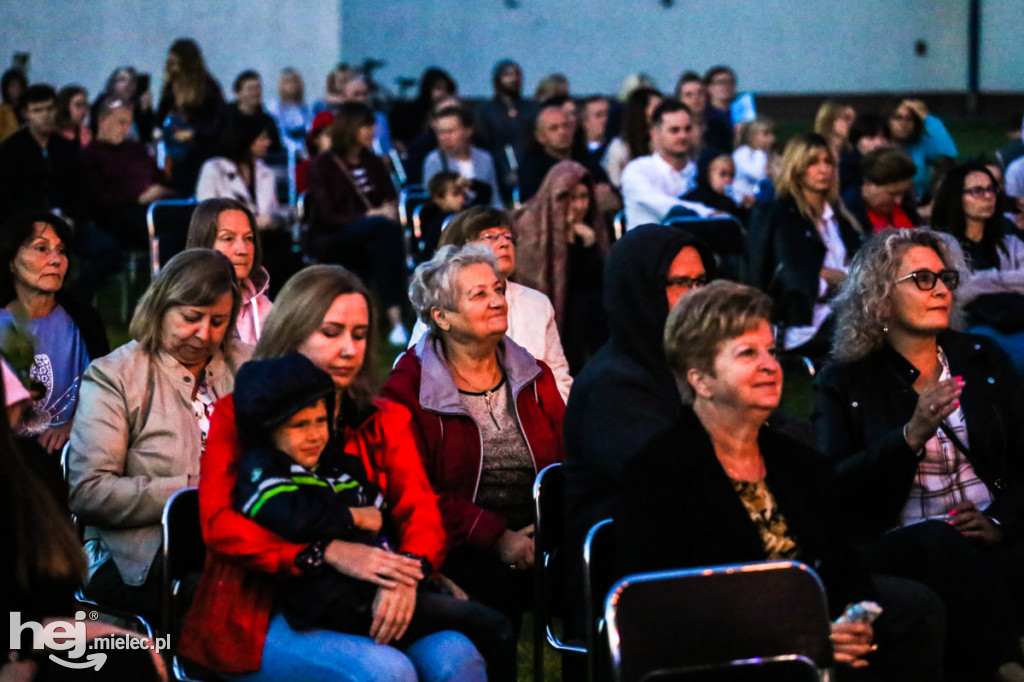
195,157,280,219
408,281,572,401
784,203,847,349
621,153,715,228
732,145,768,200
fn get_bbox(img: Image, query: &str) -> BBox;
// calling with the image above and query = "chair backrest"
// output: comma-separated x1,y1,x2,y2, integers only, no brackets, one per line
584,518,617,682
161,487,204,642
147,198,198,277
533,463,586,681
605,560,832,682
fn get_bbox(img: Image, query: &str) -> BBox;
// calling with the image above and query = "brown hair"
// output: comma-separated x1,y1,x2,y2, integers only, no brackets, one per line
255,265,378,408
437,206,512,248
186,198,263,277
329,101,375,157
664,280,774,403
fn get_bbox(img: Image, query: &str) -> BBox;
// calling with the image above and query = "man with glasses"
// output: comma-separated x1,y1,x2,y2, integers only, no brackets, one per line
0,83,80,225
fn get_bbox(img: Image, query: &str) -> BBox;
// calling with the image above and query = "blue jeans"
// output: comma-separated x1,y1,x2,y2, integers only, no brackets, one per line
223,612,487,682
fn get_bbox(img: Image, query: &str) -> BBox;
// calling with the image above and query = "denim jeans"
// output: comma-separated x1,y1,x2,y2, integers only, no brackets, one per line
223,612,487,682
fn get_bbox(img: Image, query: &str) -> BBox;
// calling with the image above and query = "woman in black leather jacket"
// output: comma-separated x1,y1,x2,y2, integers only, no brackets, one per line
814,228,1024,682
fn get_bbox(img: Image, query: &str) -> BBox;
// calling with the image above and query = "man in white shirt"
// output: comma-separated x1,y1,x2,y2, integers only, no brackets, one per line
621,99,716,228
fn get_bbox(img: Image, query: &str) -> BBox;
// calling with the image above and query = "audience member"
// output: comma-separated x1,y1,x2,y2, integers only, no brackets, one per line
312,64,348,117
840,112,889,192
842,147,919,234
414,171,467,262
0,68,27,142
178,264,488,680
684,154,748,223
186,198,272,346
534,73,569,103
306,101,408,344
91,66,156,143
619,280,943,682
55,84,91,146
476,60,532,202
408,207,573,400
384,245,565,638
68,249,249,623
815,228,1024,681
931,162,1024,373
814,99,855,163
621,98,716,227
517,100,578,202
563,224,713,639
295,110,333,195
516,161,608,371
390,66,457,148
220,70,283,160
602,86,661,188
265,67,313,157
731,116,775,204
196,114,289,228
1005,115,1024,200
0,84,80,225
423,105,503,209
748,132,864,359
886,98,958,201
156,38,225,195
702,65,737,152
674,71,707,150
0,211,108,509
579,96,611,165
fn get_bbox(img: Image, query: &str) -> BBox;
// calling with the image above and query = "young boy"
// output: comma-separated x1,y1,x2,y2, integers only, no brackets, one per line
416,171,467,263
232,354,514,679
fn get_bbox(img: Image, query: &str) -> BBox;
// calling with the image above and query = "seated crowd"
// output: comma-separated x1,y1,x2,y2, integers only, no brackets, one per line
6,35,1024,682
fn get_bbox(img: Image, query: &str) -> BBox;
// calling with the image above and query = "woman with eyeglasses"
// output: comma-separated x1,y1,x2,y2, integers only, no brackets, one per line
930,162,1024,375
814,228,1024,681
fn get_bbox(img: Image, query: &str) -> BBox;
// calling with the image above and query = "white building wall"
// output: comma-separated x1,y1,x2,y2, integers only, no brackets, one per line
0,0,342,102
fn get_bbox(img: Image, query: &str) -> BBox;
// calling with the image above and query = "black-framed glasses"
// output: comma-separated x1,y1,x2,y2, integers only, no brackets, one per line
894,269,959,291
963,185,997,198
666,275,708,290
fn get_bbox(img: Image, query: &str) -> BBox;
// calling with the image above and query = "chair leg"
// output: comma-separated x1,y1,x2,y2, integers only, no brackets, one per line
534,610,545,682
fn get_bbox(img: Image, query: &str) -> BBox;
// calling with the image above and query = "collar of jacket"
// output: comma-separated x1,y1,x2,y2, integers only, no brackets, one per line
241,266,270,303
413,332,541,416
872,330,983,386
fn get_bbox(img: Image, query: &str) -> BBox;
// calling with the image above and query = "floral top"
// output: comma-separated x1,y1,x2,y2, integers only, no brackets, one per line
192,372,216,455
732,478,799,560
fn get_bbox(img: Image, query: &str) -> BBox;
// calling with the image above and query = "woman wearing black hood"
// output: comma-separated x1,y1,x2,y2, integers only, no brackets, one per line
561,224,714,643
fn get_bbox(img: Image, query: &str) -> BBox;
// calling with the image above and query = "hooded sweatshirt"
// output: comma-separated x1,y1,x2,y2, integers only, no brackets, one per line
562,224,715,622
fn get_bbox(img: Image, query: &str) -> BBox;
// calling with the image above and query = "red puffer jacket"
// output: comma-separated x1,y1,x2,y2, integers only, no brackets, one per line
381,335,565,553
178,394,445,673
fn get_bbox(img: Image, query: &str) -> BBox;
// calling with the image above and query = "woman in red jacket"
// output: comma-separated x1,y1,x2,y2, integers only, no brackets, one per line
382,244,565,637
179,264,486,682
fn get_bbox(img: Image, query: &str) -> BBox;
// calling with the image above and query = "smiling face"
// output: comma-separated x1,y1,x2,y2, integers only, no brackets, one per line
888,246,954,337
432,262,508,344
272,399,330,470
689,319,782,413
160,291,234,372
11,222,68,297
297,293,369,390
212,209,255,281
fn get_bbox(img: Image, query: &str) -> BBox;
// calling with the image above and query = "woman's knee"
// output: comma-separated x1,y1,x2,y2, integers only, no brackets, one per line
404,631,487,682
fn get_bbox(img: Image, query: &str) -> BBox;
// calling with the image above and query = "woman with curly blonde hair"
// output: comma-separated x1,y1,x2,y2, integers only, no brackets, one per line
815,227,1024,681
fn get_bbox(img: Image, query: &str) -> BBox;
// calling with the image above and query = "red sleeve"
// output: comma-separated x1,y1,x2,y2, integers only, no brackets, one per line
372,400,447,570
199,395,304,576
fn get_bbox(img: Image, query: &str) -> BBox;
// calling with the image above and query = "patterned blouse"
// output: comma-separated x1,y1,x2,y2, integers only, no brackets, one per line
732,478,800,560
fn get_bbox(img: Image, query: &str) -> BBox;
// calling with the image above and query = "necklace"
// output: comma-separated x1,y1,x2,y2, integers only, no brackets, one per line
451,362,505,431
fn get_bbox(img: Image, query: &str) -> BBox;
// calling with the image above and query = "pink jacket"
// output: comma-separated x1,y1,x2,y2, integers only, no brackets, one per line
235,267,272,346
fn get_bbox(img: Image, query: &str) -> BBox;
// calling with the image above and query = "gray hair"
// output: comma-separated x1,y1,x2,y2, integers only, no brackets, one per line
409,244,498,335
831,228,967,362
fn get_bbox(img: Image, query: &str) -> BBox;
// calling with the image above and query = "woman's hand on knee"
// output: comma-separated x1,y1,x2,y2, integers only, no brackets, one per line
831,622,874,668
950,501,1005,545
370,583,417,644
324,540,423,588
494,527,535,570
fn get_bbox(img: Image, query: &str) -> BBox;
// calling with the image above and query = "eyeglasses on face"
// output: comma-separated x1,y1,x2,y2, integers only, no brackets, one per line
476,231,515,245
963,185,996,198
894,269,959,291
666,275,708,290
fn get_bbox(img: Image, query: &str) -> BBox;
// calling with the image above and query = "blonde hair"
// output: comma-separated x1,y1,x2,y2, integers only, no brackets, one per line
734,115,774,150
664,281,774,403
776,132,860,230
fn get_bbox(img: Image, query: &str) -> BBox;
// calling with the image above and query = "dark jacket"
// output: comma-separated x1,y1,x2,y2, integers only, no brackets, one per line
842,186,920,233
381,334,564,553
813,331,1024,541
748,195,864,327
219,102,283,155
0,129,81,224
306,149,397,255
563,225,717,575
618,406,869,616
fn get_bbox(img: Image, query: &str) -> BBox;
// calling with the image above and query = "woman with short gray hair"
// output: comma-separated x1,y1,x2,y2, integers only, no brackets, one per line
384,244,564,651
68,248,251,623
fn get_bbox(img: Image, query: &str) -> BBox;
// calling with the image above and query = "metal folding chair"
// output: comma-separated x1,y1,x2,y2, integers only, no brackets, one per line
161,487,209,681
146,198,198,277
583,518,616,682
605,560,832,682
